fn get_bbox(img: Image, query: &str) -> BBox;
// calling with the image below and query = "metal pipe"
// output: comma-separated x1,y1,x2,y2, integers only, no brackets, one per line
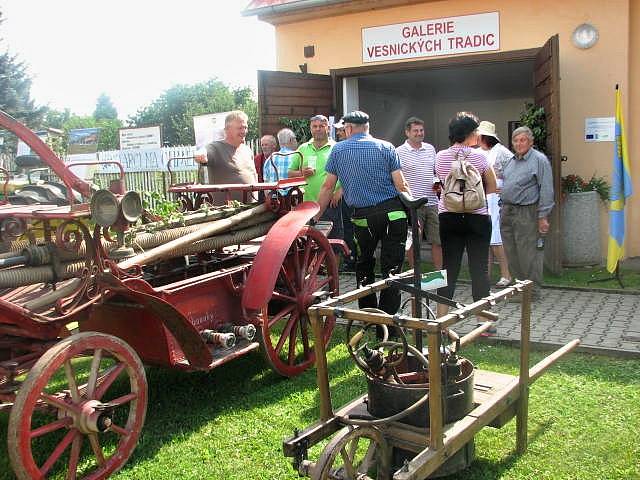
23,279,82,311
242,0,346,17
0,210,276,266
0,219,274,289
118,203,268,269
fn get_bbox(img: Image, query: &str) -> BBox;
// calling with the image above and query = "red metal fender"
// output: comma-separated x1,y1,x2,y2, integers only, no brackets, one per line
242,201,319,311
99,274,213,370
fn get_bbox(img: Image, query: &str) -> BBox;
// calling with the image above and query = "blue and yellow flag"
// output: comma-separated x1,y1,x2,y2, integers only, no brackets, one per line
606,85,633,273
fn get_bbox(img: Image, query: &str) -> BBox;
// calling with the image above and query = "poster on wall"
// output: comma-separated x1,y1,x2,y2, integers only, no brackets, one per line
119,125,162,150
584,117,615,142
16,131,49,157
68,128,100,155
362,12,500,63
193,112,229,148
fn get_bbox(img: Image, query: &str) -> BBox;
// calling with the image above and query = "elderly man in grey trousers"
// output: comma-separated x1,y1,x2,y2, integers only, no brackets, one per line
499,126,554,299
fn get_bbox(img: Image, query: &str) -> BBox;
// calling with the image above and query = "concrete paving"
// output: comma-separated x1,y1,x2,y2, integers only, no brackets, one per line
338,273,640,357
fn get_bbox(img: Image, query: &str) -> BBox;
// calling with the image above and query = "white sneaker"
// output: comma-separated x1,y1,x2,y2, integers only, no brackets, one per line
495,277,511,287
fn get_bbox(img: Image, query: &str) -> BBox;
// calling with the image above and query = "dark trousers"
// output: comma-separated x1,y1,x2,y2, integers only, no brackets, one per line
341,200,356,263
437,213,491,302
320,202,344,240
352,200,408,315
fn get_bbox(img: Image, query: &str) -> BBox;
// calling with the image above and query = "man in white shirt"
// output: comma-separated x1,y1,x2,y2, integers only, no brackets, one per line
396,117,442,269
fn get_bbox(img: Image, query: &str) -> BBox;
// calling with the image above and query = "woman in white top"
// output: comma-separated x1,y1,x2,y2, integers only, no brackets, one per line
478,121,512,287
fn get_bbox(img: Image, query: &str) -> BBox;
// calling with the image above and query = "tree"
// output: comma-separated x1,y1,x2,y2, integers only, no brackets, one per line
129,79,258,146
43,108,72,130
0,12,45,128
93,93,117,120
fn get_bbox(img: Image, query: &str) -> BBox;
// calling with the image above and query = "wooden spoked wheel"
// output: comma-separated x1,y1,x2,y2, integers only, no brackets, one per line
8,332,147,480
312,426,390,480
259,226,338,377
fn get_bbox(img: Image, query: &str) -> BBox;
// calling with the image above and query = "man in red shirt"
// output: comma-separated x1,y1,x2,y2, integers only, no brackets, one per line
254,135,277,182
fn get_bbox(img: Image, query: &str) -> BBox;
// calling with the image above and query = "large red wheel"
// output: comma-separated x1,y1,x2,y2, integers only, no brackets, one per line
258,226,338,377
8,332,147,480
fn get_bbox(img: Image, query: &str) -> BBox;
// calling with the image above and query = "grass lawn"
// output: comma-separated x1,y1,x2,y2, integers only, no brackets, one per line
415,259,640,291
0,329,638,479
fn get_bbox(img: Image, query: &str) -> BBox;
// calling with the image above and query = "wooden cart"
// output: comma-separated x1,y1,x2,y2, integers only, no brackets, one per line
284,271,580,479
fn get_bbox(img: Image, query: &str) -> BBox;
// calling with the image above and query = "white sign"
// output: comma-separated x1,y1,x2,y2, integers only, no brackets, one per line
16,131,49,157
585,117,615,142
119,126,162,150
193,112,229,148
362,12,500,63
66,147,198,174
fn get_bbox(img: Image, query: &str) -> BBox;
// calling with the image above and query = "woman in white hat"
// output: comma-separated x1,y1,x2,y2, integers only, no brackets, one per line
478,120,512,287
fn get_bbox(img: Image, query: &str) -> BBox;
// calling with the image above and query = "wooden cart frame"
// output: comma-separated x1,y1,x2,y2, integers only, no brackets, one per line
284,271,580,479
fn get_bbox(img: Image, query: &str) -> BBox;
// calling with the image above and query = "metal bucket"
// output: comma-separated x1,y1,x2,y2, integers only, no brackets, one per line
366,357,475,428
366,356,476,477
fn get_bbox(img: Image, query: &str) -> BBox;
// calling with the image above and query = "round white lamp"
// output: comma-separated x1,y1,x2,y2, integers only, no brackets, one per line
572,23,599,49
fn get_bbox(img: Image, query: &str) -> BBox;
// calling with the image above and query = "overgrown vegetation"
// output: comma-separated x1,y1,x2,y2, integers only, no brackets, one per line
519,103,546,152
280,117,311,144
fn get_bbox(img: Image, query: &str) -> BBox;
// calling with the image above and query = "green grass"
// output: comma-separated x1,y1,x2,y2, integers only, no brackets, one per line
1,330,638,479
415,260,640,291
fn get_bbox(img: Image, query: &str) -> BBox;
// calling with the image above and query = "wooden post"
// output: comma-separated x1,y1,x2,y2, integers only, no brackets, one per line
310,307,332,421
516,282,532,453
427,327,443,450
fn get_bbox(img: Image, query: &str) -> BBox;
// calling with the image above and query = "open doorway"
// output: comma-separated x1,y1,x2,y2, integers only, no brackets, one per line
258,38,561,272
345,59,535,149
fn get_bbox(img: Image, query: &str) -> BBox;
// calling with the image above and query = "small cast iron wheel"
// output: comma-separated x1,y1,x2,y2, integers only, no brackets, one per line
259,226,338,377
311,426,390,480
8,332,147,480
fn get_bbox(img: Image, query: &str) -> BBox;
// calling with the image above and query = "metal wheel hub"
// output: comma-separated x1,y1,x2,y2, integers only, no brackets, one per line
74,399,113,434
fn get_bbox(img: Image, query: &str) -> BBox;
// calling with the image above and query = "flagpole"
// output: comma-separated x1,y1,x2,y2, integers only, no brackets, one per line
588,83,627,288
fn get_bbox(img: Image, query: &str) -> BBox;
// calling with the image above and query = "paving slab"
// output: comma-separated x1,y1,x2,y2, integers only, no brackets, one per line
337,273,640,357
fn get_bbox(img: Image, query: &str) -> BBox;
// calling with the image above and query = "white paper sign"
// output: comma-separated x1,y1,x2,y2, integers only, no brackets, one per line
584,117,615,142
362,12,499,63
193,112,229,148
119,126,162,150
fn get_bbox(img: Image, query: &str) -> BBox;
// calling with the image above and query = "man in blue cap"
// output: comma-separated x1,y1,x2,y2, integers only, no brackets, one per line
313,110,411,317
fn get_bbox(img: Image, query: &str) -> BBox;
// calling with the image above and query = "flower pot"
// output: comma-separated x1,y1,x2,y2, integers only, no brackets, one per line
562,190,601,266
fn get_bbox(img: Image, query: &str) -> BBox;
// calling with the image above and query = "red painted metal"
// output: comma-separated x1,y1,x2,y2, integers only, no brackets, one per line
256,226,339,377
0,110,92,200
242,201,319,311
168,177,306,194
0,116,341,477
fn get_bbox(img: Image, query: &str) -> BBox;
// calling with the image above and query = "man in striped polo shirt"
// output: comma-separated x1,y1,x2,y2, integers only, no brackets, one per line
396,116,443,270
313,110,411,317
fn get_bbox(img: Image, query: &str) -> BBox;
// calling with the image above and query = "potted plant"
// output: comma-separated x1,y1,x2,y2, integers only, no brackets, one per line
561,174,610,266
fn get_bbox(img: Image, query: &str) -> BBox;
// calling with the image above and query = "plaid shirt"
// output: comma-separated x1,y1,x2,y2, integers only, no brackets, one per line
326,133,401,208
264,148,296,195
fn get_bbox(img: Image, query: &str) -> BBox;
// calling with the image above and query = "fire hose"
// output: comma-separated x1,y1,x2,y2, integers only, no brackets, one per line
21,220,275,311
0,204,264,265
0,215,274,291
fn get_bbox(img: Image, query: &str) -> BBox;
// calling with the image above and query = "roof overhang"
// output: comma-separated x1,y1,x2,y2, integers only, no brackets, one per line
243,0,429,25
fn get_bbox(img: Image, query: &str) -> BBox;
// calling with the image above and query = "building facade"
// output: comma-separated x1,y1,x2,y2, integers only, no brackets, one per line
245,0,639,269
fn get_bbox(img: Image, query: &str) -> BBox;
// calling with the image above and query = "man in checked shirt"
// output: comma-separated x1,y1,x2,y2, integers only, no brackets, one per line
313,110,411,319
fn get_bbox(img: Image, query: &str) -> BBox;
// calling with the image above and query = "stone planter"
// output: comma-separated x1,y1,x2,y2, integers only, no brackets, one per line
562,190,601,266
